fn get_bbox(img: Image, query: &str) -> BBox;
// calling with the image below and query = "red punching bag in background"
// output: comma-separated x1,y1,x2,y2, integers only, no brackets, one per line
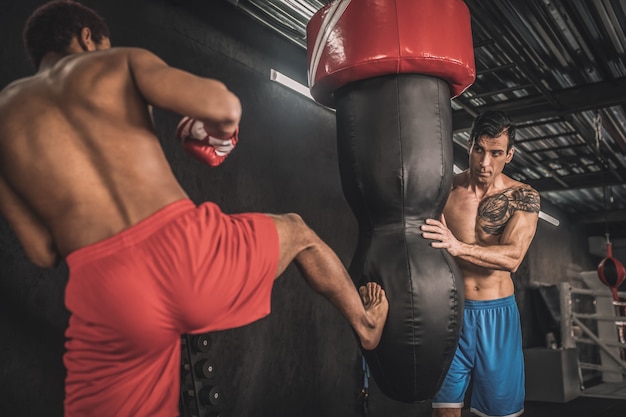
307,0,475,402
597,233,626,301
597,234,626,363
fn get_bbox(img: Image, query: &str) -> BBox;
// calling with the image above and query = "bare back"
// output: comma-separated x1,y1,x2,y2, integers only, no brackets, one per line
443,172,540,299
0,48,189,265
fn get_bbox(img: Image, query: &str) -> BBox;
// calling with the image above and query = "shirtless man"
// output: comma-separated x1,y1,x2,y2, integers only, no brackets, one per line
421,111,540,417
0,1,388,416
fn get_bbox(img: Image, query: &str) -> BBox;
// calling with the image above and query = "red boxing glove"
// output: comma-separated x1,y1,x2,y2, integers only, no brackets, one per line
175,117,238,167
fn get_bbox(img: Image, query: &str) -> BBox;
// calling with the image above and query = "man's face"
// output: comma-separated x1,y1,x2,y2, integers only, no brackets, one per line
468,133,514,184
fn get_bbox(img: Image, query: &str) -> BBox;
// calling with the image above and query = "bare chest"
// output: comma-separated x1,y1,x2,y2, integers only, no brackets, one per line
445,186,539,244
476,192,515,238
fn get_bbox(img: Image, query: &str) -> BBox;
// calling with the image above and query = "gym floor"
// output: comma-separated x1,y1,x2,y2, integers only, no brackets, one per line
526,397,626,417
459,397,626,417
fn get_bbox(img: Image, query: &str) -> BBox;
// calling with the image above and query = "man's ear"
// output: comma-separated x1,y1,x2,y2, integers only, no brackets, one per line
77,27,95,52
506,147,515,163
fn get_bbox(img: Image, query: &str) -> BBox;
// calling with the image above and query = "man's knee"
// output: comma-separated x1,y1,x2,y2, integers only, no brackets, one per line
281,212,306,228
269,212,320,277
275,212,316,248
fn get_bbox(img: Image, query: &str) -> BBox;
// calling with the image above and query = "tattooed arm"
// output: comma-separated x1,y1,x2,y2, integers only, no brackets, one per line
450,209,538,272
422,187,540,272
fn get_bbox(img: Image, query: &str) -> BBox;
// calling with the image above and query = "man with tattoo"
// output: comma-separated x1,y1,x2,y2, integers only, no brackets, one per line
421,111,540,417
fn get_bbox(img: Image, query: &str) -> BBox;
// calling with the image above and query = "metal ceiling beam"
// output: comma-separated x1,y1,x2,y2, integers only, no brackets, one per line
524,168,626,192
464,0,562,109
580,217,626,239
527,143,587,154
572,209,626,239
453,76,626,131
476,63,516,75
517,132,578,144
468,84,536,100
573,208,626,225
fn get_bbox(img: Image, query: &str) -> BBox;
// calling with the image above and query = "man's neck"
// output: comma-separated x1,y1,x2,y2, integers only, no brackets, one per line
37,52,67,73
465,171,502,200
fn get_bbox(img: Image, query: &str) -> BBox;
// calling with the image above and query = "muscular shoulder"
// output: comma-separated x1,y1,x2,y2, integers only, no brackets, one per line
448,171,470,196
59,47,141,73
0,75,38,108
92,46,155,64
490,178,540,210
451,171,468,187
51,48,155,105
0,76,46,134
508,185,540,212
73,47,169,90
491,175,540,211
478,184,540,235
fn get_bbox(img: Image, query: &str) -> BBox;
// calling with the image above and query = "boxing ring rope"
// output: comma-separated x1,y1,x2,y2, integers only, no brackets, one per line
560,282,626,399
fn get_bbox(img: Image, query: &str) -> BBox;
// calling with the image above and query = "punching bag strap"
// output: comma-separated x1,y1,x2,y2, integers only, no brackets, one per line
358,355,370,417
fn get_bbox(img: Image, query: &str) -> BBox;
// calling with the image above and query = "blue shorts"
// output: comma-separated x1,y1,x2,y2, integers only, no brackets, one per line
432,296,524,417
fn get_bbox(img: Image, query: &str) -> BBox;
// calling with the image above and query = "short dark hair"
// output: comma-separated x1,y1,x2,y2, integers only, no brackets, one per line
23,0,110,68
469,111,516,151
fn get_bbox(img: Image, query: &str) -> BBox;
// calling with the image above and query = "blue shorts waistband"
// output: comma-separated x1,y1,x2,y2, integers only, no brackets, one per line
464,295,516,310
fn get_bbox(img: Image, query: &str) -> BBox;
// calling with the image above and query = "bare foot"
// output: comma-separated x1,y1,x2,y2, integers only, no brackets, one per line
357,282,389,350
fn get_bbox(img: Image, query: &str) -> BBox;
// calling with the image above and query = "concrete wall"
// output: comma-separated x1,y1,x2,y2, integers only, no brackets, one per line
0,1,599,416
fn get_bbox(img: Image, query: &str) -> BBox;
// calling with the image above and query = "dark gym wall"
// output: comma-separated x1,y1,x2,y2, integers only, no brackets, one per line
517,202,595,348
1,4,70,415
0,1,594,417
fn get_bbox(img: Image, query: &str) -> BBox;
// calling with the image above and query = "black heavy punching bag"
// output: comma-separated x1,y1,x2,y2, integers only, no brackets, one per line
306,0,476,403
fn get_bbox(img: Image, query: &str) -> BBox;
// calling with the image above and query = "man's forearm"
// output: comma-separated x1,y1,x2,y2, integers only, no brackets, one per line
452,242,520,272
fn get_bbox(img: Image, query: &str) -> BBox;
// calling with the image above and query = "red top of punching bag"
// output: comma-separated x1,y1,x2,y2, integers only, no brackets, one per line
306,0,476,107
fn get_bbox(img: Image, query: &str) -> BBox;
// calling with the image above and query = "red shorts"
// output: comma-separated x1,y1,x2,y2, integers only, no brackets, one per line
63,199,279,417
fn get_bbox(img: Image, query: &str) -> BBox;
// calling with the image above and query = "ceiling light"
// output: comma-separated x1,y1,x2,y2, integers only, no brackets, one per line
270,69,315,100
539,211,560,227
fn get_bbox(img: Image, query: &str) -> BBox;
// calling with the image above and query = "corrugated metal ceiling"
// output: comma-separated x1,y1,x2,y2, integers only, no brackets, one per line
222,0,626,237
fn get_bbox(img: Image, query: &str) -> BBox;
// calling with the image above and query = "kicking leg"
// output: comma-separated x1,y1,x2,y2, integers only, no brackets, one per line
268,213,388,350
